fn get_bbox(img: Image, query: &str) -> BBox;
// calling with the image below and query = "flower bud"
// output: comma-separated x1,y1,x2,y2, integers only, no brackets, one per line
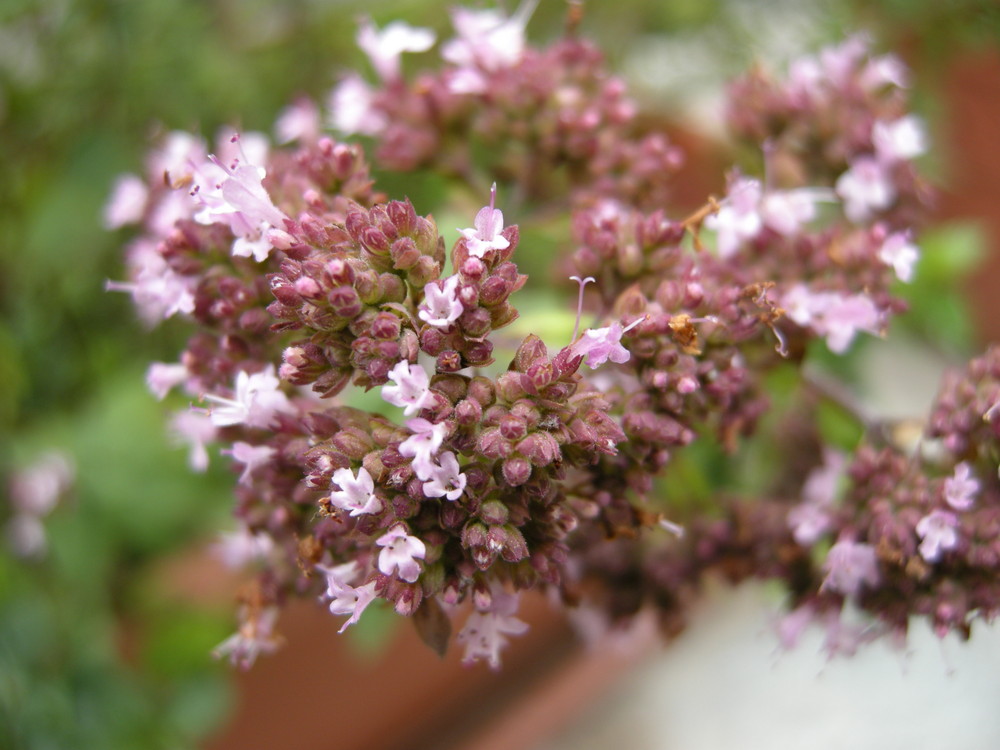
502,457,532,486
370,312,402,340
420,326,447,356
479,500,510,525
455,398,483,426
496,371,526,402
460,307,492,337
386,200,417,235
378,273,406,302
463,339,494,367
440,500,466,529
489,525,528,562
462,522,488,549
499,415,527,441
517,432,560,467
361,226,390,254
409,255,439,288
293,276,322,298
468,377,496,407
472,580,492,611
390,237,420,270
479,276,511,306
478,428,512,459
437,350,462,372
461,256,486,280
328,286,362,318
331,428,374,461
325,258,355,286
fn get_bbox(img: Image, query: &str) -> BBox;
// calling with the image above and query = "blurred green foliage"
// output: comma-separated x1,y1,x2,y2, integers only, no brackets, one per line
0,0,993,747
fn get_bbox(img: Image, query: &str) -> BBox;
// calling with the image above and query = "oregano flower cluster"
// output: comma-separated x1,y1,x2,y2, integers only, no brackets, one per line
106,5,1000,670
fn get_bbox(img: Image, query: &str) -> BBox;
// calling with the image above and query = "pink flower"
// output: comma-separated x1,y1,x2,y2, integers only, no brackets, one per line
916,510,959,562
213,605,282,669
399,418,449,480
168,410,217,471
789,450,844,546
872,115,927,163
376,525,426,582
822,540,879,597
329,466,382,517
457,586,529,670
212,526,274,568
382,360,435,416
704,177,762,257
418,275,463,328
877,230,919,282
328,74,387,136
944,462,979,511
204,366,293,429
317,562,379,632
275,98,321,144
442,1,537,79
781,285,880,354
835,157,895,223
357,17,435,81
422,451,467,501
569,317,643,369
459,184,510,258
759,188,833,236
103,174,148,229
105,254,196,325
228,442,276,486
146,362,189,400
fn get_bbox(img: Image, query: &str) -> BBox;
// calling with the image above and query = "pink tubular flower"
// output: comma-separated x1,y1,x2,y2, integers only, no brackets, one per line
704,177,763,257
357,17,435,81
105,255,196,325
168,410,217,472
916,510,959,562
329,466,382,517
418,275,463,328
459,183,510,258
877,230,919,282
570,317,643,369
944,462,979,511
442,1,536,78
376,525,426,582
781,285,880,354
399,418,449,480
275,98,321,144
317,562,378,633
835,156,895,223
213,606,282,670
146,362,189,400
204,366,293,429
329,74,387,136
872,115,927,163
821,540,879,597
422,451,467,501
382,360,435,416
457,586,529,670
103,173,148,229
212,526,274,569
228,442,276,486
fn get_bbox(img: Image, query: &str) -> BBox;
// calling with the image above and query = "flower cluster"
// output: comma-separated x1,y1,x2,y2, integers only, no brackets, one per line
106,6,999,671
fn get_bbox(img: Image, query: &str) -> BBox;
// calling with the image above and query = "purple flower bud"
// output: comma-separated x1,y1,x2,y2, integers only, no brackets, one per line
270,280,303,307
440,501,466,529
293,276,321,298
409,256,439,287
496,372,526,402
378,273,406,302
386,200,417,235
516,432,560,467
371,312,402,340
455,398,483,426
328,286,362,318
472,581,492,611
468,377,496,407
361,226,390,254
513,335,548,372
420,326,447,355
325,259,355,286
463,339,494,367
502,457,532,486
499,415,527,441
489,525,528,562
478,428,513,459
462,522,488,548
437,350,463,372
460,307,492,337
461,256,487,280
353,270,380,303
479,276,511,306
479,500,510,525
390,237,420,270
331,429,374,461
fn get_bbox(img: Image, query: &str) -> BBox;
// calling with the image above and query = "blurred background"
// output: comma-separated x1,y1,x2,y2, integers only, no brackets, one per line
2,0,999,748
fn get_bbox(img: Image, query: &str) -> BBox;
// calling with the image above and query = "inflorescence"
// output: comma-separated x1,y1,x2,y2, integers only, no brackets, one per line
105,5,999,669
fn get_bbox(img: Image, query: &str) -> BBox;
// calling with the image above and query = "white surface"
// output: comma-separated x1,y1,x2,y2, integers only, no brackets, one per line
539,582,1000,750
